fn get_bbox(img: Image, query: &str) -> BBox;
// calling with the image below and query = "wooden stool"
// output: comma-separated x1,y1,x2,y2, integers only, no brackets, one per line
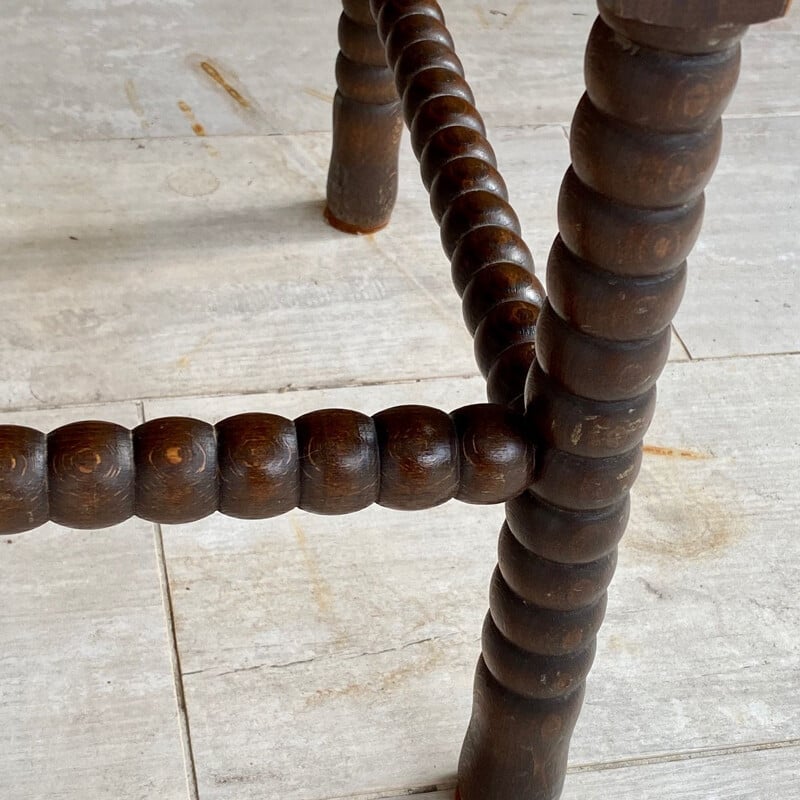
0,2,790,798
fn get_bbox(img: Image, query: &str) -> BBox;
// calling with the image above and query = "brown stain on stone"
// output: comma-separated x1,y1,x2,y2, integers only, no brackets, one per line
606,633,639,655
177,100,207,137
189,55,264,126
124,78,151,130
290,516,333,618
628,482,743,561
305,643,444,708
644,444,713,460
303,86,334,104
200,60,251,108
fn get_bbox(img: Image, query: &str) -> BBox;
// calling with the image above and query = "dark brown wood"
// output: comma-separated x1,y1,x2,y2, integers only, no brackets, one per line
48,421,134,529
462,263,545,336
451,404,533,505
134,417,218,524
525,362,657,458
474,300,540,378
374,405,457,510
546,238,687,342
559,167,707,277
217,413,299,519
599,0,791,27
534,298,672,402
486,342,538,412
457,3,787,798
505,492,630,566
371,0,545,409
2,2,792,797
325,0,402,234
489,567,607,656
0,405,535,532
451,227,535,295
296,409,380,515
0,426,48,534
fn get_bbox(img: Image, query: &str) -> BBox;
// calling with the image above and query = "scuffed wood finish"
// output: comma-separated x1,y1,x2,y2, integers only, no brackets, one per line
600,0,792,28
325,0,402,233
454,3,792,800
0,405,534,533
1,2,795,800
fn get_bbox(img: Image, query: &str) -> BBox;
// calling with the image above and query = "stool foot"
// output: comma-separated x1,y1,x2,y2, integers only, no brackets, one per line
325,0,402,234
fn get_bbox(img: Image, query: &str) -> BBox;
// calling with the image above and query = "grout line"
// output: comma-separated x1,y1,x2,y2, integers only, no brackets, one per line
1,372,483,415
141,398,201,800
7,111,800,148
309,738,800,800
290,780,457,800
671,325,693,360
4,350,800,419
6,347,800,417
153,521,201,800
723,110,800,121
690,349,800,364
568,737,800,774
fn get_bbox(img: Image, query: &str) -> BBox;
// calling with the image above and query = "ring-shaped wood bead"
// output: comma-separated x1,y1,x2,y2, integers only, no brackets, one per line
490,567,608,657
134,417,218,524
217,413,299,519
48,421,134,529
374,405,458,510
498,522,618,612
451,404,533,504
505,491,630,565
0,426,48,534
296,409,379,515
481,613,597,700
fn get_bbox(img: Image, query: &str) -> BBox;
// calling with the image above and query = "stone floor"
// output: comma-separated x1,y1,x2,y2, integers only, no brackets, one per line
1,2,798,799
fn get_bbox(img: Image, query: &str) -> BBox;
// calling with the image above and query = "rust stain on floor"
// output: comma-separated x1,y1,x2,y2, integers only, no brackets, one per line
177,100,207,136
200,60,251,108
290,516,334,618
644,444,714,460
189,55,265,125
124,78,151,130
628,482,744,561
305,644,444,708
303,87,334,104
176,100,219,155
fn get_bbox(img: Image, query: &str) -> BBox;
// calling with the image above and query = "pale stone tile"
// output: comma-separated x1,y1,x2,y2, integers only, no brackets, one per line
0,2,795,142
0,403,188,800
374,745,800,799
674,116,800,360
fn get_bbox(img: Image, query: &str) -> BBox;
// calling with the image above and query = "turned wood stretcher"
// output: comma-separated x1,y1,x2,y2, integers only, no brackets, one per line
0,2,791,798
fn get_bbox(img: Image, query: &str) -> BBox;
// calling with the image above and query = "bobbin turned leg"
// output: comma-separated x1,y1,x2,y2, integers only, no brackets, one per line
325,0,403,234
458,2,790,799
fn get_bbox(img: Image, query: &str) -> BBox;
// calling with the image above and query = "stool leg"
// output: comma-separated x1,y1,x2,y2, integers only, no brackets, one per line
325,0,402,234
458,11,754,800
